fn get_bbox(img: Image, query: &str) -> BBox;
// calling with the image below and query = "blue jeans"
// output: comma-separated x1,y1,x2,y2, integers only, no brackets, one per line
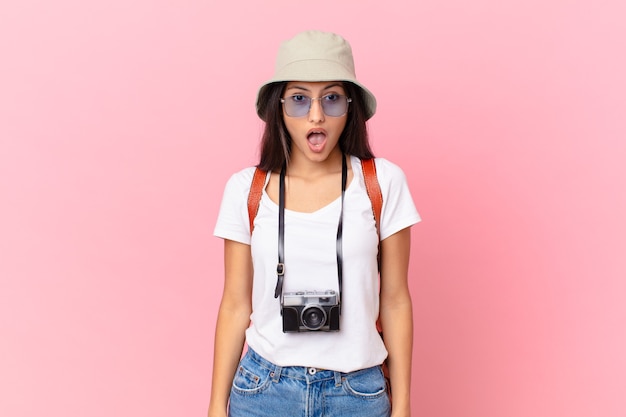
228,348,391,417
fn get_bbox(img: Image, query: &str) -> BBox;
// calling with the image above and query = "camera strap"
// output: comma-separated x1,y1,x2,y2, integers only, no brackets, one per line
274,154,347,307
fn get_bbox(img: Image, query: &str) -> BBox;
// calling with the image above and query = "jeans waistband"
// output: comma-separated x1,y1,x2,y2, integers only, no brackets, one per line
245,347,344,385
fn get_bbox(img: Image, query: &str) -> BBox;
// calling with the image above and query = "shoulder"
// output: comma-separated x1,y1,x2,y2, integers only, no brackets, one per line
227,166,258,185
218,166,265,208
223,166,260,193
353,156,409,186
372,157,407,178
376,159,411,192
215,167,261,242
366,158,421,236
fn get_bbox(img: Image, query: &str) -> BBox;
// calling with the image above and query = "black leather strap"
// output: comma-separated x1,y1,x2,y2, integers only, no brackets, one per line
274,154,347,305
336,154,347,308
274,162,286,299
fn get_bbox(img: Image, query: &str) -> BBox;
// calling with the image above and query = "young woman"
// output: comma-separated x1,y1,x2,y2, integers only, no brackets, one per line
209,31,420,417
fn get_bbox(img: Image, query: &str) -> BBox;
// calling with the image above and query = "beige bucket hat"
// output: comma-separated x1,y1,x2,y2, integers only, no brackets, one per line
256,31,377,121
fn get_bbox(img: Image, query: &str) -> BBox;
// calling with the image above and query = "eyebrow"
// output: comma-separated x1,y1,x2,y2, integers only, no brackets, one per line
285,83,344,93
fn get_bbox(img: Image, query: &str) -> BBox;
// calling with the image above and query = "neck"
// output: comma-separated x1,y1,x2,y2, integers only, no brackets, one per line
287,149,345,177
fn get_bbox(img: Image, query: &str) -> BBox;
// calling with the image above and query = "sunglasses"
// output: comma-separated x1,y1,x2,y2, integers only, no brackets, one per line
280,94,352,118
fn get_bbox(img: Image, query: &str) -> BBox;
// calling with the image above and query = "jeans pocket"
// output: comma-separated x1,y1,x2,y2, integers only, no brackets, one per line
342,366,387,398
231,355,271,395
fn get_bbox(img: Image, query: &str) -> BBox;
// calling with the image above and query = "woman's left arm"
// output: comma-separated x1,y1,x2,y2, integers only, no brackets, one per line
379,227,413,417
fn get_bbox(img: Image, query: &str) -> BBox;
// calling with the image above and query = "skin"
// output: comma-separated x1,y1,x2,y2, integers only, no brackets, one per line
208,81,413,417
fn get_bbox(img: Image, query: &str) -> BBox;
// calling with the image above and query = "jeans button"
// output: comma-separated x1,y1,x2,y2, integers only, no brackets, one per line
308,367,316,375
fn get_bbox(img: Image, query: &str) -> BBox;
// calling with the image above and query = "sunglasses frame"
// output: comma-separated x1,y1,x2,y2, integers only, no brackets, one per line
280,94,352,118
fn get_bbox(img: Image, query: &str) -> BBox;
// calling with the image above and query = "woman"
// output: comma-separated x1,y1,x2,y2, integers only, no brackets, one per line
209,31,420,417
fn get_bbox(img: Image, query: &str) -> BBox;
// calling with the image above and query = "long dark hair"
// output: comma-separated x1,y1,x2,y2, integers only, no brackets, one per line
257,82,374,172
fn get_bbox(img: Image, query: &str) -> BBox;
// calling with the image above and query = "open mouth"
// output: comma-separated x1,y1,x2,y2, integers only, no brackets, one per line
307,130,327,148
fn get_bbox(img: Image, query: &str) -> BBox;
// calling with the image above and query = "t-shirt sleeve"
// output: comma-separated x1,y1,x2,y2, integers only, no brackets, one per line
376,158,421,240
213,167,256,245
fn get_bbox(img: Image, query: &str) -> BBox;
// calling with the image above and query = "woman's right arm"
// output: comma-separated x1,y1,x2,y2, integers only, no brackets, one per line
208,239,254,417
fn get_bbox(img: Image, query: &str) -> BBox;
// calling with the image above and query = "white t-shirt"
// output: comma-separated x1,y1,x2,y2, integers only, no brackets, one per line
214,155,420,372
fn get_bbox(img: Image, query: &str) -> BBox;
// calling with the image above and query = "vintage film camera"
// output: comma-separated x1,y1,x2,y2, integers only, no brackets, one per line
281,290,340,332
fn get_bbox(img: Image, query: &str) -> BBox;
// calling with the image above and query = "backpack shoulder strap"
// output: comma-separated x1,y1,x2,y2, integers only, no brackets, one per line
361,158,382,240
247,167,268,233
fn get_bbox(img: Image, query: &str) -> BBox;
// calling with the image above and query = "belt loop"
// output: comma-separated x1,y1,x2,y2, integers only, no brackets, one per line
334,371,343,387
271,364,282,382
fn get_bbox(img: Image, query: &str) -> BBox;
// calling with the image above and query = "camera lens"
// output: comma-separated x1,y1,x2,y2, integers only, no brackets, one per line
301,306,326,330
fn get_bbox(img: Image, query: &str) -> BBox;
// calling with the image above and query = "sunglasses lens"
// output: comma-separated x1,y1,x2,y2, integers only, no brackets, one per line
284,95,310,117
321,95,348,117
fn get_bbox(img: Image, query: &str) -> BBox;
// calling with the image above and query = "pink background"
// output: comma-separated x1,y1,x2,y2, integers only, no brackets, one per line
1,1,625,416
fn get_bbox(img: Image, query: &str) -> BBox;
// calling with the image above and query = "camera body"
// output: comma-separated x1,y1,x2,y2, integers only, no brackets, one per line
281,290,340,332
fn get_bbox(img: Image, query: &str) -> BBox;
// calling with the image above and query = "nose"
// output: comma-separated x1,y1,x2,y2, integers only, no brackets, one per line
308,97,325,123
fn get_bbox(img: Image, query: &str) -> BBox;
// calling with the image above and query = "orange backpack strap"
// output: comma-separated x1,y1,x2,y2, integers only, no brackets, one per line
361,158,383,243
247,167,268,233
